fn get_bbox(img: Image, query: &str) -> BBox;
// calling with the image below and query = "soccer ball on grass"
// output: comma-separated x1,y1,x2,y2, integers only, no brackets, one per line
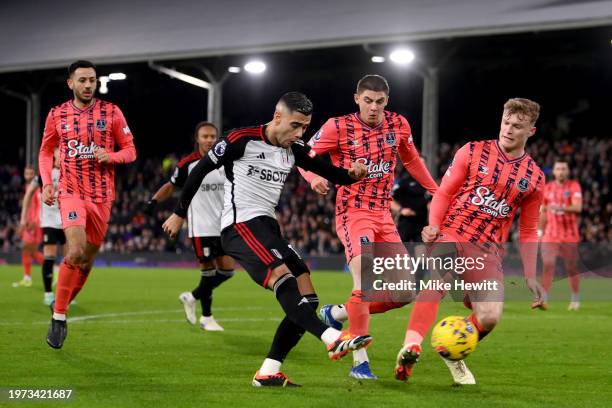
431,316,478,361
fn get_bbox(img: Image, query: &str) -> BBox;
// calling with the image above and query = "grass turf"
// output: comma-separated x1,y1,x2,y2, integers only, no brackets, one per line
1,265,611,408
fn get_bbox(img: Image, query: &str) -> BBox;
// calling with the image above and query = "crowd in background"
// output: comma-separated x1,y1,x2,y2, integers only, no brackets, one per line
1,137,610,256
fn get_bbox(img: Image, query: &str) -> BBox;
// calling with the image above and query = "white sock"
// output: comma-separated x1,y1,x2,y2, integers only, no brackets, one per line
185,292,196,302
45,292,53,296
331,304,348,321
320,327,342,345
571,293,580,302
259,358,282,376
542,292,549,302
24,276,32,281
53,313,66,321
353,348,369,364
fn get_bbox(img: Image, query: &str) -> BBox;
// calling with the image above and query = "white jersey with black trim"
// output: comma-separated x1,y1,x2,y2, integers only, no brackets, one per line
174,125,358,232
32,168,62,229
169,151,225,237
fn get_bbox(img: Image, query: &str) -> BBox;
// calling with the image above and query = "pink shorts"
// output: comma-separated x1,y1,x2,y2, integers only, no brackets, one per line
336,208,401,263
59,196,112,246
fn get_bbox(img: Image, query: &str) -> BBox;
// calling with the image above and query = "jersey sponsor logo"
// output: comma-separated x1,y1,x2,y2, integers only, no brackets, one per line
246,165,288,183
356,157,392,179
517,178,529,192
67,211,78,221
200,183,224,192
95,119,107,131
67,140,98,159
213,140,227,157
470,186,511,218
385,132,396,146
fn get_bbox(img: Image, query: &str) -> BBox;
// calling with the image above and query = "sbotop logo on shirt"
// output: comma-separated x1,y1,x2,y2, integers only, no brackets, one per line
470,186,511,218
67,140,98,159
356,157,392,179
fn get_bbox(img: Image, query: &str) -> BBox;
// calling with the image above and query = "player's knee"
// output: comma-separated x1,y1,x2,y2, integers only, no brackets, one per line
267,264,291,289
65,245,86,265
477,310,501,330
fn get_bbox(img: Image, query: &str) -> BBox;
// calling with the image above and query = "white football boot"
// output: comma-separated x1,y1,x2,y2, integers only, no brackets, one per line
441,356,476,385
178,292,197,325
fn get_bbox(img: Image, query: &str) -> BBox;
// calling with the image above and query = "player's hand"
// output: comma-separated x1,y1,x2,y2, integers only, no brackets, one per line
400,208,416,217
143,199,157,216
421,225,440,243
348,162,367,180
525,277,545,307
94,146,111,164
311,177,330,195
42,184,56,206
162,213,185,239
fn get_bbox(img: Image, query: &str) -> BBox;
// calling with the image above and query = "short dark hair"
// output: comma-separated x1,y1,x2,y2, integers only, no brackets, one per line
194,121,218,138
356,74,389,95
278,92,313,116
68,60,97,77
553,159,569,166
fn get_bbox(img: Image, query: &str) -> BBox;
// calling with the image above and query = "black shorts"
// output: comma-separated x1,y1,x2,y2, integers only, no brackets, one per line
42,227,66,245
221,216,309,288
192,236,225,263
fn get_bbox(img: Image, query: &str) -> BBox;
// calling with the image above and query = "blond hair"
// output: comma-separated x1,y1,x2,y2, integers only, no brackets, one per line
503,98,540,124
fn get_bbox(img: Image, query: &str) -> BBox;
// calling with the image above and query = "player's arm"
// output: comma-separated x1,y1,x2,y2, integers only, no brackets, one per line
537,204,547,238
163,139,232,238
518,181,546,304
144,161,189,214
397,117,438,195
20,179,39,229
565,183,583,213
297,120,339,194
39,111,59,205
422,143,470,242
292,141,365,186
97,106,137,164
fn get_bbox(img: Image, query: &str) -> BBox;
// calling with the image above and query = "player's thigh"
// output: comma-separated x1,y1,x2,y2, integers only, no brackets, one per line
215,255,235,271
84,201,112,247
336,209,376,265
192,236,216,267
43,244,57,258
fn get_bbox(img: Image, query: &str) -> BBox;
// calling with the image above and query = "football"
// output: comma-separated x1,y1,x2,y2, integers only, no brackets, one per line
431,316,479,361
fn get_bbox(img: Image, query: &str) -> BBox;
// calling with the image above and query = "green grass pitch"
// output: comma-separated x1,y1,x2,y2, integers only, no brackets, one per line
1,265,611,408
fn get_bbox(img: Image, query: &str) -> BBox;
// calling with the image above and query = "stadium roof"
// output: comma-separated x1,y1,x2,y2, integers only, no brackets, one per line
1,0,611,73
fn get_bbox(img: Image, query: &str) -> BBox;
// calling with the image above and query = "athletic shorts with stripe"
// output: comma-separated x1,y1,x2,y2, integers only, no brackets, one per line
221,216,309,288
192,236,225,263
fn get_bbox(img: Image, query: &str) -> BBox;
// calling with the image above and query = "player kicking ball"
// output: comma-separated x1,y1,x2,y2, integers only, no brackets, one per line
145,121,233,331
394,98,546,385
163,92,370,387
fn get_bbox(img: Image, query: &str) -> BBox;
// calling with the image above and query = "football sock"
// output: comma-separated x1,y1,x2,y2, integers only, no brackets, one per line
468,313,491,341
54,260,79,315
267,294,318,363
404,290,443,344
53,313,66,321
346,290,369,336
22,252,32,278
69,267,91,302
353,348,369,364
566,261,580,297
369,301,406,314
34,252,45,264
191,268,216,300
42,258,54,293
258,358,282,376
273,274,329,339
193,269,234,317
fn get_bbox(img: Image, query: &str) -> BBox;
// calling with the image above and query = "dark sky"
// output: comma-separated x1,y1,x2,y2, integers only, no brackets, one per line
0,26,610,165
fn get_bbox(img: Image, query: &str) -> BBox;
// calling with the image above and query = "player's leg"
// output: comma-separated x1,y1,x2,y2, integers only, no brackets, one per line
18,241,36,286
223,219,371,364
540,243,558,308
255,272,317,387
178,237,213,325
199,254,234,330
42,237,57,305
563,244,580,310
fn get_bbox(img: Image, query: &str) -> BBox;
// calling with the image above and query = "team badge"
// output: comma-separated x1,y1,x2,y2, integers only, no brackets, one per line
96,119,107,131
68,211,78,221
517,178,529,192
563,191,571,198
203,247,211,257
359,236,371,246
385,132,396,146
214,140,227,157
